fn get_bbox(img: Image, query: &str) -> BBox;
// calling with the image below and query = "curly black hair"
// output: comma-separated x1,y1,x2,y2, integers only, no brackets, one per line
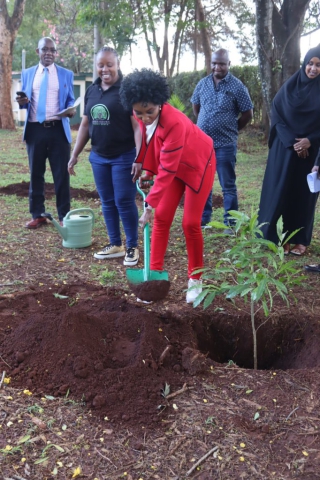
119,69,170,110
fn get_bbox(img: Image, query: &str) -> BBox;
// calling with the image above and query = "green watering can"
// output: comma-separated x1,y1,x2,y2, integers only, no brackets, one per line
42,208,95,248
126,182,169,284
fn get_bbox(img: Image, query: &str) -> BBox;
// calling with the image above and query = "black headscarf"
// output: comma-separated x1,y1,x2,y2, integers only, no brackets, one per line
270,45,320,148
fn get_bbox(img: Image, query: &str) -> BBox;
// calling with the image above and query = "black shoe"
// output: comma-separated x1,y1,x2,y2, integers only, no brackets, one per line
304,264,320,273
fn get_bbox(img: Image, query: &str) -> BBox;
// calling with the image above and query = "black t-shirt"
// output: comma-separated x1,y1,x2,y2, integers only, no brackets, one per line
84,78,135,158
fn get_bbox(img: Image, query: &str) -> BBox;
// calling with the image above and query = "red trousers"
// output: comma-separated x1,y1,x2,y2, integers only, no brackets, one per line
150,157,215,279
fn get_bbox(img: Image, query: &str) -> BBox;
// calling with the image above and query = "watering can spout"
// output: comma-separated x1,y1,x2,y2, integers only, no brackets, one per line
41,213,68,240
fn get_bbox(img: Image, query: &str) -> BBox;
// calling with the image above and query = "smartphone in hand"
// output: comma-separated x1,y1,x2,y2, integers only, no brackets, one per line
16,91,27,98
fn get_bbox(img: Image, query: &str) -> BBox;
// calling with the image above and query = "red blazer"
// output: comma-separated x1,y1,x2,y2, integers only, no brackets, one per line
135,103,215,208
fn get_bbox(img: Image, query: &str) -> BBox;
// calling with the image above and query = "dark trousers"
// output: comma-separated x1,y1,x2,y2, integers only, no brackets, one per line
25,121,71,221
202,144,238,226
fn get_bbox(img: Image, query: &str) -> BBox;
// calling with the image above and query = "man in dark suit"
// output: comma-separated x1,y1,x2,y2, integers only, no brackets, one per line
17,37,75,228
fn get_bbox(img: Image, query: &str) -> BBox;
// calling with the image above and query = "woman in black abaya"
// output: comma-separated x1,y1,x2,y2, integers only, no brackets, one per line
258,46,320,256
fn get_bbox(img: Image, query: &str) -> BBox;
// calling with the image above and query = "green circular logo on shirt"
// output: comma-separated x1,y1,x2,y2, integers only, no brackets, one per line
91,104,110,121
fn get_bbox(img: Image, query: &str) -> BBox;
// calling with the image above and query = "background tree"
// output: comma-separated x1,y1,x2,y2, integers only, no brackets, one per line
77,0,137,57
77,0,254,76
183,0,255,73
255,0,311,122
13,0,93,73
0,0,26,129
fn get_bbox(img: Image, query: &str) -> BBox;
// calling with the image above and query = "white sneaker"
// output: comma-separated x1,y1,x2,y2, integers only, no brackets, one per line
186,278,202,304
123,247,139,266
94,244,125,259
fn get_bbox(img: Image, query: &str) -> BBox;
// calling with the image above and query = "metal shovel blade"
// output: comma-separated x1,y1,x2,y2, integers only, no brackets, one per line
126,268,169,285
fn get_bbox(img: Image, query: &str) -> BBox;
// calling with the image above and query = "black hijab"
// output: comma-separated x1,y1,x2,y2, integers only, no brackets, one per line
270,45,320,148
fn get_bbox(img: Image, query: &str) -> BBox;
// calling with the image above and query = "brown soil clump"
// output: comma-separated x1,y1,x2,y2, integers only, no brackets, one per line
128,279,171,302
0,180,99,199
0,284,204,431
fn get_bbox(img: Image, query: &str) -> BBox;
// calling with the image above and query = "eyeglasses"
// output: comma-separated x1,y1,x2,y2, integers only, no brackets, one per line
41,47,57,54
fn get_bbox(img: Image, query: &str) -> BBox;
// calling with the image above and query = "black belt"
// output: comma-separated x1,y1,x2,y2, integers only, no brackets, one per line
36,120,61,128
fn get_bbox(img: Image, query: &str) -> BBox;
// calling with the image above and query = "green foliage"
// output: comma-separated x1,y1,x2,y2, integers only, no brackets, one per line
168,93,187,113
77,0,136,56
193,211,304,369
168,66,262,123
168,70,206,120
168,93,185,111
13,0,93,73
100,269,117,285
300,0,320,37
229,65,262,124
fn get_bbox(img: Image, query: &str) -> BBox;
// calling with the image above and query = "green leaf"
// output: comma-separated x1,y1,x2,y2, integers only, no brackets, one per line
228,210,249,221
53,293,69,299
246,390,253,394
253,412,260,421
18,434,31,444
34,456,49,465
161,383,170,398
44,395,56,400
252,278,267,302
208,221,226,229
203,291,218,309
276,216,284,239
240,287,252,297
42,444,65,454
168,93,186,112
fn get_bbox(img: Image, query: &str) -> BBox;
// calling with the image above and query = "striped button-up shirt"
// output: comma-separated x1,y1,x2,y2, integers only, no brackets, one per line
29,62,60,122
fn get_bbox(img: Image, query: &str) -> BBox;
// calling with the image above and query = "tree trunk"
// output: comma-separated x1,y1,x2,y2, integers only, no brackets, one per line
169,0,188,77
163,0,171,76
136,0,154,66
0,0,26,130
195,0,211,74
255,0,310,124
251,301,258,370
255,0,274,121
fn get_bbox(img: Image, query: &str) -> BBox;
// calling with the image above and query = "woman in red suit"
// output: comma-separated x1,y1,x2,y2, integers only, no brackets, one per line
120,69,216,303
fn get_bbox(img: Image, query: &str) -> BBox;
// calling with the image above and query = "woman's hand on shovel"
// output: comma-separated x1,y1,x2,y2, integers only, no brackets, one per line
139,209,153,228
132,162,142,182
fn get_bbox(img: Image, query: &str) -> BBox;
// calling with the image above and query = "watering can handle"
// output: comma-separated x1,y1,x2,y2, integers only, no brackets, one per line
64,208,95,228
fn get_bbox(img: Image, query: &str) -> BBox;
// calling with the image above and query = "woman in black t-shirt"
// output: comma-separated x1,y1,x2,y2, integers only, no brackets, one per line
68,47,142,266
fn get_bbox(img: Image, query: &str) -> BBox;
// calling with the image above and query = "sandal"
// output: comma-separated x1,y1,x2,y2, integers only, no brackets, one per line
290,244,307,256
283,243,290,255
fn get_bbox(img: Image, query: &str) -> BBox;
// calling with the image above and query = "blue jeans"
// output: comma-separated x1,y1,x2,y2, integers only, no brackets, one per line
202,144,238,226
89,149,138,248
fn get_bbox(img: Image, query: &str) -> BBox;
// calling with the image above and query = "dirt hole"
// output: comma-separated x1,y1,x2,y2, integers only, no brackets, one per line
194,313,320,370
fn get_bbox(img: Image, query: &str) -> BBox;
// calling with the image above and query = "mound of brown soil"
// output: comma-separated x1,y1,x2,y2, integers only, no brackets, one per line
0,181,99,199
0,284,208,430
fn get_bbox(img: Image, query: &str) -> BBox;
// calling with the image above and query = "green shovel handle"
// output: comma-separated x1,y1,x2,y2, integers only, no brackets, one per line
136,180,154,281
